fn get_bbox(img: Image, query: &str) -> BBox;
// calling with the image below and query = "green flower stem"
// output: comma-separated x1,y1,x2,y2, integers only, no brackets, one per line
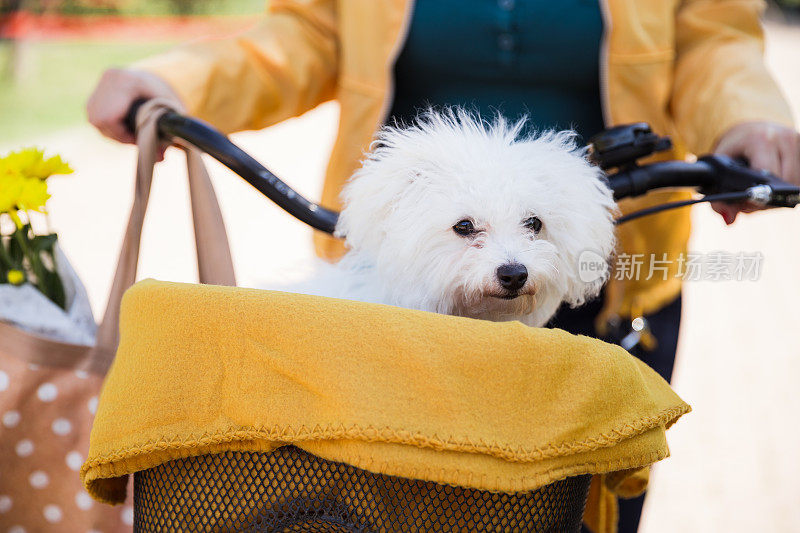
0,237,14,270
12,225,46,293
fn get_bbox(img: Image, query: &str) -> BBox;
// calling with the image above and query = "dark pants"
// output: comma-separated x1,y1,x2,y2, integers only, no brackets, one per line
547,294,682,533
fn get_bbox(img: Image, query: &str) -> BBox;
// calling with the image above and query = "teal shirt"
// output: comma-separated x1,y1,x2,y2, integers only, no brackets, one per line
389,0,605,143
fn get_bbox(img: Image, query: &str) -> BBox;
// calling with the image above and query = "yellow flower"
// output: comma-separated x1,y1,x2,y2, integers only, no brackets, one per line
16,176,50,212
0,147,64,218
0,172,25,213
0,172,49,217
7,270,25,285
0,147,73,180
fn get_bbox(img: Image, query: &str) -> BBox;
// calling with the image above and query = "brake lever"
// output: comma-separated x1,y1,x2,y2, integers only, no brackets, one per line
698,155,800,208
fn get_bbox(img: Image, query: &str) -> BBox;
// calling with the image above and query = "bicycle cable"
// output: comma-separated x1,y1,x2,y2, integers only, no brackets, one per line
615,191,754,225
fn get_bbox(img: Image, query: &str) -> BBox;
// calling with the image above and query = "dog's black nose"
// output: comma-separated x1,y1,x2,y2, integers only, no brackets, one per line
496,263,528,292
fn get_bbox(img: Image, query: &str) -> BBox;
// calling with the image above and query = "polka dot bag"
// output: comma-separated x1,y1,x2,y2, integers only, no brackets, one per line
0,99,236,531
0,342,134,531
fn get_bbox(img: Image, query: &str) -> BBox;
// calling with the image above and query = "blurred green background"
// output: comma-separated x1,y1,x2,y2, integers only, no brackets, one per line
0,0,264,17
0,41,171,141
0,0,263,142
1,0,797,143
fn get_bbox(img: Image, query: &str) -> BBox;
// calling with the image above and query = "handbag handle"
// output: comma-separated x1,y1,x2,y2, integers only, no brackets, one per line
88,98,236,373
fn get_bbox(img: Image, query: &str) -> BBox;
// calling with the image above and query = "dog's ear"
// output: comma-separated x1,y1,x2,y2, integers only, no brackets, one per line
519,132,617,307
558,168,618,307
335,151,417,253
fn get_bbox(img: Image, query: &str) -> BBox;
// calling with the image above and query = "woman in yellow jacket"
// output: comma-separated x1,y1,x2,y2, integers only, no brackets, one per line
87,1,798,531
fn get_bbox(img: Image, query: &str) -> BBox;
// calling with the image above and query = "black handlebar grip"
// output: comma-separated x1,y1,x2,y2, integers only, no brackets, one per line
123,97,149,136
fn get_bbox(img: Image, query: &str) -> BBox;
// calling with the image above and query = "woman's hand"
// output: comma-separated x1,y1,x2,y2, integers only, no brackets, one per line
87,68,182,145
712,121,800,224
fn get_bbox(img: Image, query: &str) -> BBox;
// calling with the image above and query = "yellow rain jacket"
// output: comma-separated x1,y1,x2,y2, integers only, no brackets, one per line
138,0,793,320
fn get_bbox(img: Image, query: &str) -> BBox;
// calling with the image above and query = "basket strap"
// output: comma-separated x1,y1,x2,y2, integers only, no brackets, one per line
88,98,236,373
184,141,237,287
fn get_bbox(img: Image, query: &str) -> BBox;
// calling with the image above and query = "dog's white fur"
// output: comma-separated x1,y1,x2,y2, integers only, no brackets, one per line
286,109,617,327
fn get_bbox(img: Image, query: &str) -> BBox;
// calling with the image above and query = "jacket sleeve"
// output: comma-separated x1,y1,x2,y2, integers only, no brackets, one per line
135,0,338,134
670,0,794,154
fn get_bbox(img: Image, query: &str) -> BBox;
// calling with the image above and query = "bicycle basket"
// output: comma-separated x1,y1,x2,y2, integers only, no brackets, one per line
82,280,689,533
134,446,591,532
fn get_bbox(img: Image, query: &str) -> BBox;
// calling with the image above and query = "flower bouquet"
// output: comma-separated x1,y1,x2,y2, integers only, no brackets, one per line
0,148,96,344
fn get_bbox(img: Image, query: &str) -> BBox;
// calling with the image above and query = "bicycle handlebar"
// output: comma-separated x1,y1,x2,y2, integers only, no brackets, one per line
125,99,339,234
607,156,800,208
125,100,798,234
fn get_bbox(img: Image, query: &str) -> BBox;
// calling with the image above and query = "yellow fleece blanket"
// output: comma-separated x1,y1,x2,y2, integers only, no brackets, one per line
82,280,689,531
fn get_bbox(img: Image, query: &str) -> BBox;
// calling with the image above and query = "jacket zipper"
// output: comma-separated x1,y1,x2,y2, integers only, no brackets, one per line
378,0,417,124
598,0,612,127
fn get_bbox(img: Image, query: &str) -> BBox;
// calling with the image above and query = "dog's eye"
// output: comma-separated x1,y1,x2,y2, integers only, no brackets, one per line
452,219,475,236
523,216,543,233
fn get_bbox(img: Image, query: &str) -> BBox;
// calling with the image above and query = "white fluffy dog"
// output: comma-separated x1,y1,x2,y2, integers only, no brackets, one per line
290,109,617,327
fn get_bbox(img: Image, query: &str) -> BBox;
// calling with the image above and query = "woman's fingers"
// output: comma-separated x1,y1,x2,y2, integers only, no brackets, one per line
711,202,739,225
712,121,800,223
745,137,782,178
778,130,800,184
86,68,181,145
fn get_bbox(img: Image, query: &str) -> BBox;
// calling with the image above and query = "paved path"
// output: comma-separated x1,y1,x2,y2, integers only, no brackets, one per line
642,19,800,533
3,19,799,533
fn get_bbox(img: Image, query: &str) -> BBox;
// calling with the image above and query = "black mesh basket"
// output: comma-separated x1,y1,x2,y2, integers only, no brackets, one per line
133,445,590,532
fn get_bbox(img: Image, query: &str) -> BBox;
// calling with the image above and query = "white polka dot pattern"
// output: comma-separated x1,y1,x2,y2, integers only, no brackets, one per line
0,349,129,529
51,418,73,436
66,451,84,471
76,492,94,511
43,504,63,523
36,383,58,402
2,410,21,428
0,494,12,513
29,471,49,489
15,439,34,457
121,506,134,525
